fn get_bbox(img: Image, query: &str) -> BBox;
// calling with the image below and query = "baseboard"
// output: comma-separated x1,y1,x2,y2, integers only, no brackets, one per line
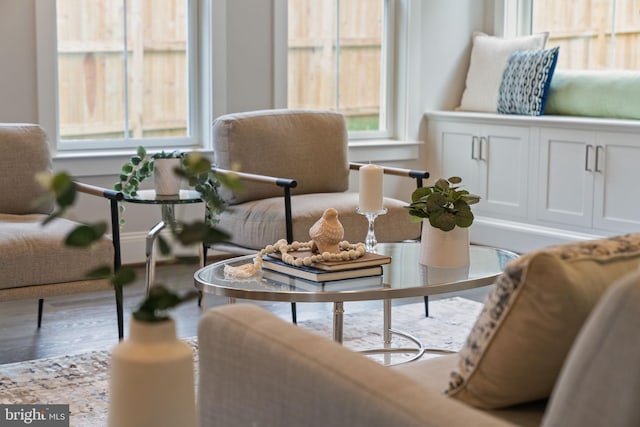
119,230,215,265
470,216,609,253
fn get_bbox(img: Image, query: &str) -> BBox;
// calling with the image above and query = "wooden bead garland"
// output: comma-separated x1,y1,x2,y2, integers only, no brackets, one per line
223,238,366,279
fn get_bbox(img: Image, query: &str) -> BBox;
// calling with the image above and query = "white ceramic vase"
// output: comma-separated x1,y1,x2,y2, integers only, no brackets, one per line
153,158,182,196
108,318,196,427
419,220,470,267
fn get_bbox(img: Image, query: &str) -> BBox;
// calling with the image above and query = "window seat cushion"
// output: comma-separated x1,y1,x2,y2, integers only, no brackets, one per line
545,70,640,120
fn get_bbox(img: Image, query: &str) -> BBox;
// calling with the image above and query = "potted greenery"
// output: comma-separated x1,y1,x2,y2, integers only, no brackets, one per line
407,176,480,267
114,146,237,232
115,146,183,197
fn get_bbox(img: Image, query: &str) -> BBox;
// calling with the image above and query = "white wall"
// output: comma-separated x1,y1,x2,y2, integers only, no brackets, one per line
0,0,491,263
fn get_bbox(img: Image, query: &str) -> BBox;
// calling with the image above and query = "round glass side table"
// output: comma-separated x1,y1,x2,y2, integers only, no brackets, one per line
124,189,203,295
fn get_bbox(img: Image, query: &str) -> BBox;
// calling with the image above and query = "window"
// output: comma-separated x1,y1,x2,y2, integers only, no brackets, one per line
529,0,640,70
39,0,205,152
287,0,393,137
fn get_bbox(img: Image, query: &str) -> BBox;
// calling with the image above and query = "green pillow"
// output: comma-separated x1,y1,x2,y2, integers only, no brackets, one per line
545,70,640,120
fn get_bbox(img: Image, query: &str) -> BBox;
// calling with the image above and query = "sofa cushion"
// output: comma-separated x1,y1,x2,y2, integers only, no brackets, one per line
217,193,419,250
458,32,549,113
542,270,640,427
446,233,640,409
212,109,350,205
0,214,114,290
497,47,559,116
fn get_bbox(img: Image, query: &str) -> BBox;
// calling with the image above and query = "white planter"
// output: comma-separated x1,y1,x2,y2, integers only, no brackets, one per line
153,158,182,195
419,221,470,267
108,318,196,427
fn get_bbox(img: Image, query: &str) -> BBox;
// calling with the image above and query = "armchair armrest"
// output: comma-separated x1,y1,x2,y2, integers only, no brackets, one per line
212,167,297,242
74,181,125,339
349,162,429,188
198,304,514,427
212,166,297,190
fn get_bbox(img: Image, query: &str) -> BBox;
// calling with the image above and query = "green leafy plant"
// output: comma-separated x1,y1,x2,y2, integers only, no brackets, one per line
407,176,480,232
39,152,237,323
114,146,183,198
114,146,239,231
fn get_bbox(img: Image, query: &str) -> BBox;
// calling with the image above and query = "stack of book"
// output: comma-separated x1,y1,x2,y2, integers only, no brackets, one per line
262,250,391,283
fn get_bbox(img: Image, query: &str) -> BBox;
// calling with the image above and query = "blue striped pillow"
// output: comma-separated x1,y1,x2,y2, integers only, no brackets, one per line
497,47,559,116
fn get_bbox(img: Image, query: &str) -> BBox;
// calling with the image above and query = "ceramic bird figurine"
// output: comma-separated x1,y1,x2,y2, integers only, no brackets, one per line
309,208,344,254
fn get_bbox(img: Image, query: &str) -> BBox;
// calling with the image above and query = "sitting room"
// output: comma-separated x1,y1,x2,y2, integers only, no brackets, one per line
1,1,640,426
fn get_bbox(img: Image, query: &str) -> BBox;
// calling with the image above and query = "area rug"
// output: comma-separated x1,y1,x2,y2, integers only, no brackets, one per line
0,297,481,427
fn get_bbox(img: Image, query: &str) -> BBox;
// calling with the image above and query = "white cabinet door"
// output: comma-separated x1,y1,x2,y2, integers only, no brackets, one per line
439,122,483,196
537,128,596,228
592,132,640,232
438,121,529,219
482,125,530,218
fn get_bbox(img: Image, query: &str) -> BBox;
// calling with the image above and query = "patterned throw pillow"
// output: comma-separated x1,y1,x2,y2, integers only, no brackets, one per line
497,46,559,116
446,233,640,409
458,32,549,113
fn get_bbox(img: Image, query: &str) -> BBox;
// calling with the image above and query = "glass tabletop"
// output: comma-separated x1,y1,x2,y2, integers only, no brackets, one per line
123,189,203,205
194,242,518,303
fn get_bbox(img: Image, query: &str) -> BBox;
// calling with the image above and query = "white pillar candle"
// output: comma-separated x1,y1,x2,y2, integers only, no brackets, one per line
359,163,384,212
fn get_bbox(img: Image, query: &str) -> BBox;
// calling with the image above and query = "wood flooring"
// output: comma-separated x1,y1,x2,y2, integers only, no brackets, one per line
0,260,490,365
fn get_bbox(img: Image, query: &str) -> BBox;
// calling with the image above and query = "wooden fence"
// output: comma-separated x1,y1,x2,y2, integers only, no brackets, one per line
533,0,640,70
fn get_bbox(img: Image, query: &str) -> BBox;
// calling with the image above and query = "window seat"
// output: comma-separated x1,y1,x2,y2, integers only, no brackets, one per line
424,110,640,254
426,110,640,133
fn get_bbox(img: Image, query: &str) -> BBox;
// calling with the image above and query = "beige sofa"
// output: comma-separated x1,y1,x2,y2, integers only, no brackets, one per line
197,234,640,426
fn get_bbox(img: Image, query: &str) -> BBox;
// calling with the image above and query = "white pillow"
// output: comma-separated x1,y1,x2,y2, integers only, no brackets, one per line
458,32,549,113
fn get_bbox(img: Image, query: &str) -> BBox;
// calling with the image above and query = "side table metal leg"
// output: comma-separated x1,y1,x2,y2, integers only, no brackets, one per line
145,221,166,296
383,299,392,345
383,299,392,365
333,301,344,344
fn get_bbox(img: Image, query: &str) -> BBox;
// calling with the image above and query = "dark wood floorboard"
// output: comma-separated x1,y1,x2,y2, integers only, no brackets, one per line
0,261,490,365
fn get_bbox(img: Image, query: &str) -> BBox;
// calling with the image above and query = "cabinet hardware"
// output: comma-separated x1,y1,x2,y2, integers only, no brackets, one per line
585,144,593,171
479,137,487,161
471,136,479,160
595,145,604,173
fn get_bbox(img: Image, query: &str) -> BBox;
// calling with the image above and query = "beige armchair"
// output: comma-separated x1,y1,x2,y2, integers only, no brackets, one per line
208,109,427,252
198,234,640,426
0,124,124,339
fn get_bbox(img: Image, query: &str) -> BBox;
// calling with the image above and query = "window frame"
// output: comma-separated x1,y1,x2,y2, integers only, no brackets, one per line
36,0,215,157
276,0,414,141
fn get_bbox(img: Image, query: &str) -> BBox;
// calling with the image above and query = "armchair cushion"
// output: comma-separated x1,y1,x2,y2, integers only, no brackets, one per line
212,109,349,205
217,193,419,250
0,124,54,215
0,213,114,291
447,233,640,409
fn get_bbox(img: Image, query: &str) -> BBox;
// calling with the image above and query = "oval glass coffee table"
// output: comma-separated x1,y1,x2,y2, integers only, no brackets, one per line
194,242,517,364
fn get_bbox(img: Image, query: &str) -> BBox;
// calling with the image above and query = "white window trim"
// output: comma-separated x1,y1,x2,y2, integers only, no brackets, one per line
274,0,421,143
35,0,222,165
494,0,532,37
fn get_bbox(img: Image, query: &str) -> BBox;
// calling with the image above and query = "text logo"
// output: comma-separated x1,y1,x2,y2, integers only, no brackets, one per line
0,405,69,427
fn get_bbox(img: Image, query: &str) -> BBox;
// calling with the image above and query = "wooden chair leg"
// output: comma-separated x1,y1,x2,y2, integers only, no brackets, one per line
37,298,44,328
424,296,429,317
